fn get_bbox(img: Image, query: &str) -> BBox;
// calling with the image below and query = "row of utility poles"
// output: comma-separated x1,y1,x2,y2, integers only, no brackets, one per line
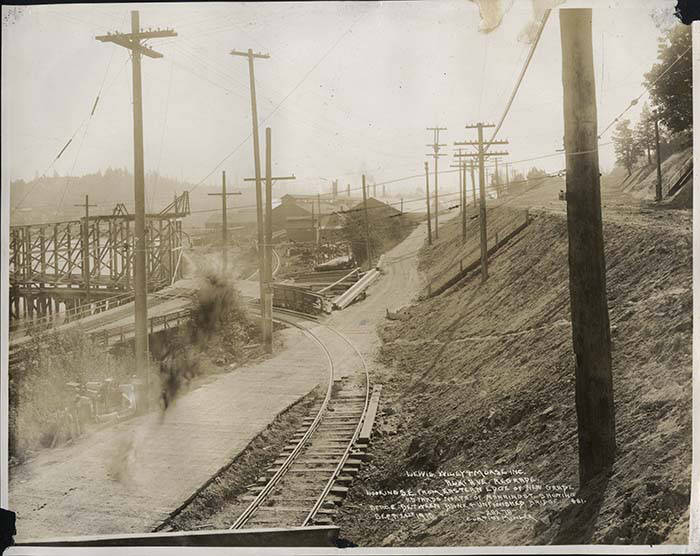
98,8,614,490
232,48,296,354
420,9,615,488
97,12,298,393
424,124,508,283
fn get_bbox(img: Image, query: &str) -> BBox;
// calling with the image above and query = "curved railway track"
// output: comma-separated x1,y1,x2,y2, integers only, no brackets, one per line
246,247,281,281
228,310,372,529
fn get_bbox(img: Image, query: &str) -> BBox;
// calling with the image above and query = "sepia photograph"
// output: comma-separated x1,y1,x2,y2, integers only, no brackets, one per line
0,0,697,552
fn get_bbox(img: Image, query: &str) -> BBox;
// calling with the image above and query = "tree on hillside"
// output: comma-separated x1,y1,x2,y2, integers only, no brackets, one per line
612,119,641,177
644,24,692,138
634,103,655,166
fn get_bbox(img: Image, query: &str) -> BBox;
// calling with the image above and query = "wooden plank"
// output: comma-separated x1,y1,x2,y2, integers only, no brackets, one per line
357,385,382,445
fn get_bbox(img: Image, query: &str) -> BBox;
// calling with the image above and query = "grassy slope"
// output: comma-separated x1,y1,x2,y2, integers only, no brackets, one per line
336,208,691,546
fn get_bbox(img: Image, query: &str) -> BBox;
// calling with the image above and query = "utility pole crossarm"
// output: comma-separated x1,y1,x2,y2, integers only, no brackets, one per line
465,123,496,129
231,49,270,59
243,175,296,182
96,31,176,58
455,140,509,146
454,151,510,158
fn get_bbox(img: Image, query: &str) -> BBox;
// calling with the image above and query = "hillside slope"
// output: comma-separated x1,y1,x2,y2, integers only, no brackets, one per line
336,207,691,546
621,147,692,205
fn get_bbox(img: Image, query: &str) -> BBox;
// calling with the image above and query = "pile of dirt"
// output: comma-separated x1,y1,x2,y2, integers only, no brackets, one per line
336,209,691,546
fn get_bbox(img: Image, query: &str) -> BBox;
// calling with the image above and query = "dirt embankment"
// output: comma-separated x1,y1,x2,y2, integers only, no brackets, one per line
336,208,691,546
620,146,692,207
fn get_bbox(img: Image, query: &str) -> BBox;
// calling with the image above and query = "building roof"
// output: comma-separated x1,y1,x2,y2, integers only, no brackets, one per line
350,197,402,218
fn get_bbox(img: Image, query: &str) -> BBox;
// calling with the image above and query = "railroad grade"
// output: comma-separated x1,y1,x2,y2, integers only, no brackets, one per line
228,310,376,529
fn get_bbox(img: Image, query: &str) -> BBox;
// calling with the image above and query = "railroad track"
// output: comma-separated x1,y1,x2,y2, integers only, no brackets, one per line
228,311,377,529
246,247,281,280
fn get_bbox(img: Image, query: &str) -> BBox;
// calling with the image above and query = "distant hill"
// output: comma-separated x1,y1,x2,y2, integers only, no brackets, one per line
8,169,260,228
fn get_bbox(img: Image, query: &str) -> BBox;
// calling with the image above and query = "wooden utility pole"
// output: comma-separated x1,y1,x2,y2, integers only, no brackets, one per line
362,174,373,268
208,171,241,273
244,141,295,354
317,192,322,246
494,157,500,198
426,127,447,239
450,151,467,244
96,12,176,384
560,8,615,486
654,113,663,202
470,158,477,206
505,162,510,196
74,195,97,306
462,158,468,240
232,47,269,345
456,124,508,282
347,183,350,197
424,161,432,245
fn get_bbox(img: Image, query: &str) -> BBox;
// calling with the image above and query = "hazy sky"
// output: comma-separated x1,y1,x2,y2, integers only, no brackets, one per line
2,0,673,204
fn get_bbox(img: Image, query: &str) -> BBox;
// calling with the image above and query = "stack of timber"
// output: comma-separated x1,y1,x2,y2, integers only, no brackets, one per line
272,265,381,314
283,268,362,296
332,269,381,310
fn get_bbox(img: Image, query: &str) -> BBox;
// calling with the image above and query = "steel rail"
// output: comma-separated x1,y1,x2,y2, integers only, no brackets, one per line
228,312,335,530
302,325,370,526
244,247,280,280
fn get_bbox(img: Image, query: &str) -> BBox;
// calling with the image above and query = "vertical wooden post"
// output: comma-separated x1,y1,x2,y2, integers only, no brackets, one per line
470,159,477,207
477,123,488,282
654,114,663,201
222,171,228,271
560,7,615,486
362,174,373,268
264,127,273,353
424,162,432,245
462,160,467,243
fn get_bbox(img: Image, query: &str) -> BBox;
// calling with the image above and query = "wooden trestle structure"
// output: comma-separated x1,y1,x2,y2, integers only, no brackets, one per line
9,192,190,323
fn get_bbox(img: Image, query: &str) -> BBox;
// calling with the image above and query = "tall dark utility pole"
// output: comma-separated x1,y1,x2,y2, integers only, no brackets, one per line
96,11,176,384
424,161,432,245
561,8,615,486
426,127,447,239
74,195,97,306
654,112,663,202
232,47,269,345
208,171,241,273
455,124,508,282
